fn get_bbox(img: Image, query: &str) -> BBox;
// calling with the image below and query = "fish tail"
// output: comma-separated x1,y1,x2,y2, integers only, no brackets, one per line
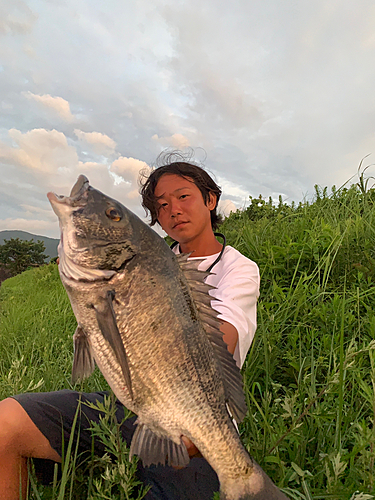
219,460,289,500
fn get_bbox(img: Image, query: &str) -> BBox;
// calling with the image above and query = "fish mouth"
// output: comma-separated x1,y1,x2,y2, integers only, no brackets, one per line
47,175,89,208
48,175,118,282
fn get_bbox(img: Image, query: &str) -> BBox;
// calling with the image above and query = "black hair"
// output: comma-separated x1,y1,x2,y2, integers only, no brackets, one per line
139,152,223,230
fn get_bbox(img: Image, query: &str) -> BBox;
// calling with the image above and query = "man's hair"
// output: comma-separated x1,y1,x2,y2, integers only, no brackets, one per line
140,157,223,230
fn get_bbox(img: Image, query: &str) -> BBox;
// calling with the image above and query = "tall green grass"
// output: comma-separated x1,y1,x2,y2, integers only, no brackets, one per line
2,175,375,498
220,178,375,498
0,264,107,398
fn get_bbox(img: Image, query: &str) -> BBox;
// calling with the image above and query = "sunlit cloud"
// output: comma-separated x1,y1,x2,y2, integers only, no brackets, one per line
74,129,117,152
152,133,190,149
0,128,78,173
219,199,237,217
23,92,74,121
110,156,150,184
1,0,375,238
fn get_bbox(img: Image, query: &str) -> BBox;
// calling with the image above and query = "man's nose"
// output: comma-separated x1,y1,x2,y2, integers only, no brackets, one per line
170,199,182,217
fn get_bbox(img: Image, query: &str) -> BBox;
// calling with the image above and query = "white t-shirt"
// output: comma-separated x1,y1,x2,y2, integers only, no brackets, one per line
172,244,260,369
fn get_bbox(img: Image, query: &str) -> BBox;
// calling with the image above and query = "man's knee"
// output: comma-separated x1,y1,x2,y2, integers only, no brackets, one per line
0,397,61,462
0,398,27,450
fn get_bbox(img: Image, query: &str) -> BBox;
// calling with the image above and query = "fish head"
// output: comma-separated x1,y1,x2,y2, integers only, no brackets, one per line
47,175,138,281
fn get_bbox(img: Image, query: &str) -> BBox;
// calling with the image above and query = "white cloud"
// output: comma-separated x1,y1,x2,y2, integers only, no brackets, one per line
20,204,55,217
127,189,141,200
75,161,119,197
0,1,37,36
152,133,190,149
23,92,74,121
77,160,106,171
0,128,78,173
0,217,54,233
111,156,150,184
74,129,117,152
219,199,237,217
215,175,250,204
1,0,375,237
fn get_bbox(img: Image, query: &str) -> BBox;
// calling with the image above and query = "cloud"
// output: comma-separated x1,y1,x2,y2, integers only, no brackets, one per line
77,160,106,171
110,156,151,202
111,156,150,184
109,156,152,202
0,128,78,173
219,199,237,217
23,92,74,121
2,0,375,238
74,129,116,153
75,161,118,195
215,175,250,205
20,204,55,217
152,133,190,149
0,1,37,36
0,217,54,233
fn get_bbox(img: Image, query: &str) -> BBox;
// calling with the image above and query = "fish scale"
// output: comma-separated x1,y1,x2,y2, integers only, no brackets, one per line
48,175,289,500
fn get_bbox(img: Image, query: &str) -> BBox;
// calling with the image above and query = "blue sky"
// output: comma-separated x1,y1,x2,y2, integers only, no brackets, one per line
1,0,375,237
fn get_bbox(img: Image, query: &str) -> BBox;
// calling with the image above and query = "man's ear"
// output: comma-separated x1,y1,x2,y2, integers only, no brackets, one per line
207,192,217,210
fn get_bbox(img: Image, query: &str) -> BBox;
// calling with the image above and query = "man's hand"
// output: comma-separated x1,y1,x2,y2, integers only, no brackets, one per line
171,436,200,469
181,436,201,458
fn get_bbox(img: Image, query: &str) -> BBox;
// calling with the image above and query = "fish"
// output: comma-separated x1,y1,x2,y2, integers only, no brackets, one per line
47,175,288,500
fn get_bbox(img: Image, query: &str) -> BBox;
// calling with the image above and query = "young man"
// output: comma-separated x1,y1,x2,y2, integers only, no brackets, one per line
0,161,260,500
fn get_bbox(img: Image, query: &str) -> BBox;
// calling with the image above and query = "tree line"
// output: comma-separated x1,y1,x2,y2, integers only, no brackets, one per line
0,238,47,283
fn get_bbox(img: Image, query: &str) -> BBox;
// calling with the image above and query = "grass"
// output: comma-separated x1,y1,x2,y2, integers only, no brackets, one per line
219,174,375,498
0,266,148,498
2,171,375,498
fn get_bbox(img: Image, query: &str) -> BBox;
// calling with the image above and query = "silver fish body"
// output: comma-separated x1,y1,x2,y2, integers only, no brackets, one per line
48,175,288,500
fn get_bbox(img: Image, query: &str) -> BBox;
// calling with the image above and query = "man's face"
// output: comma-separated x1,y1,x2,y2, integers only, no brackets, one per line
154,174,216,244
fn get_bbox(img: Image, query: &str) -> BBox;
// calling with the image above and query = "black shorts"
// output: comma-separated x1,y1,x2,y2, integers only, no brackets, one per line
13,390,219,500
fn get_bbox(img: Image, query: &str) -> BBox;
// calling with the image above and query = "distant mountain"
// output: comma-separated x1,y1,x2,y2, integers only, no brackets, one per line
0,230,59,261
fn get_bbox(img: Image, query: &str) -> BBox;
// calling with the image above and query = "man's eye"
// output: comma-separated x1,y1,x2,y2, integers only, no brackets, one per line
105,207,122,221
180,194,188,199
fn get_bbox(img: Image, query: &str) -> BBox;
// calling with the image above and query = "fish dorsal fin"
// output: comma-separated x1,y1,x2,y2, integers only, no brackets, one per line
129,421,189,467
176,253,247,423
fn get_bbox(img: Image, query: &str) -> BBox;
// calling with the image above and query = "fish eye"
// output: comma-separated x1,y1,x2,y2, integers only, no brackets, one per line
105,207,122,221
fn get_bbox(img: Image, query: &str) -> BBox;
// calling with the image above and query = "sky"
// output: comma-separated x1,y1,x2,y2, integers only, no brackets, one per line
1,0,375,239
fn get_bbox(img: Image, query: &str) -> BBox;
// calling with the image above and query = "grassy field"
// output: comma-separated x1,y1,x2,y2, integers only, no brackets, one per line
1,175,375,499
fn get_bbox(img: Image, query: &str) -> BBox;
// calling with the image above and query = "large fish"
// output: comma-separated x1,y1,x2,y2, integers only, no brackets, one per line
47,175,288,500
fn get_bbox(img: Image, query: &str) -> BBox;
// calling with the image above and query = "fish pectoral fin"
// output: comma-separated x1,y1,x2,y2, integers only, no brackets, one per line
93,290,133,399
72,326,95,383
129,422,190,468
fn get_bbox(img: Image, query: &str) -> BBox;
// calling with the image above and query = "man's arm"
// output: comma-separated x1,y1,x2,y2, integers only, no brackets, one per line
220,320,238,356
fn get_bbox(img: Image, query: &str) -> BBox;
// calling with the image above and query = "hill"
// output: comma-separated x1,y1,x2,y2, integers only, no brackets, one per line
0,230,59,261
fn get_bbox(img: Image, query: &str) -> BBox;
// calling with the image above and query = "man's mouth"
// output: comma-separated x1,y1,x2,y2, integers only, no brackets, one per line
173,221,188,229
